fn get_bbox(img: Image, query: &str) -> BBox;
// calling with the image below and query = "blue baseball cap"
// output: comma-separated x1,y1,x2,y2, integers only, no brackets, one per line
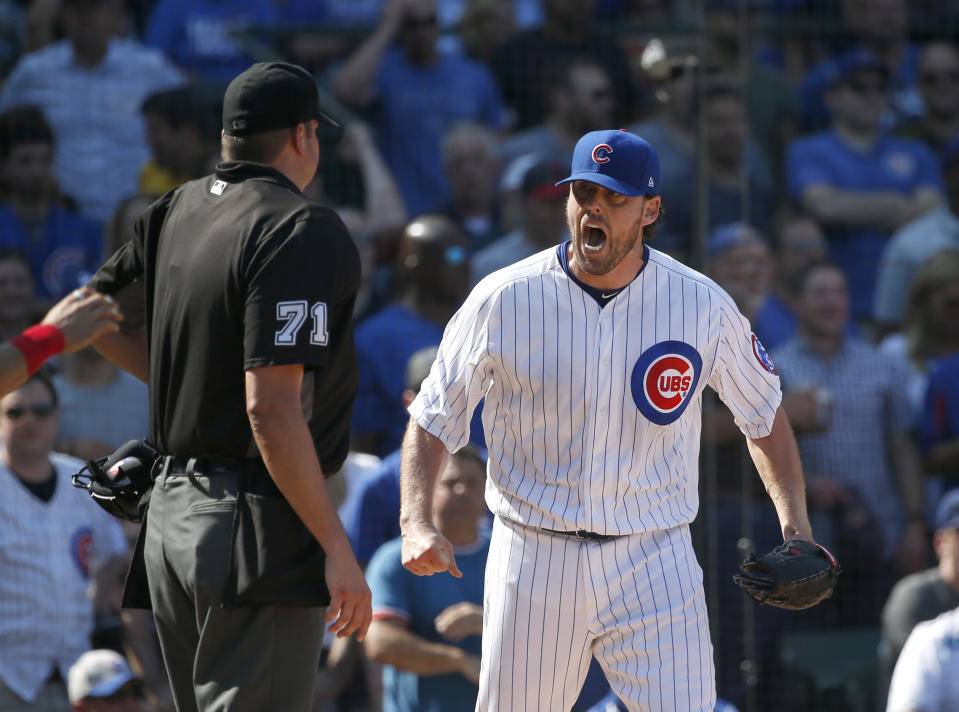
557,129,660,197
826,48,888,88
707,222,768,259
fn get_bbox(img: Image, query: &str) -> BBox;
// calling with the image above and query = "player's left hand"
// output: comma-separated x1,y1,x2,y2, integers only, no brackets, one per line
434,602,483,641
324,548,372,641
401,523,462,578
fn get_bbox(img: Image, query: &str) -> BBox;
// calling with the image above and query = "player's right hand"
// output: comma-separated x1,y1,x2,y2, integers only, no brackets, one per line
43,287,122,352
401,523,462,578
324,549,372,641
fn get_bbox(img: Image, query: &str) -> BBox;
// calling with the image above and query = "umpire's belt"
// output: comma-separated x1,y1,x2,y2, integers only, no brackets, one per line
541,527,618,542
157,455,266,479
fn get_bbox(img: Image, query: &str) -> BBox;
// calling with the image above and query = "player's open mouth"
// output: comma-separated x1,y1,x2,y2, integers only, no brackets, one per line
582,224,607,254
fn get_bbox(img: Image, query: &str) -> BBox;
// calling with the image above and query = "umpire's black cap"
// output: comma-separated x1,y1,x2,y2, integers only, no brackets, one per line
222,62,339,136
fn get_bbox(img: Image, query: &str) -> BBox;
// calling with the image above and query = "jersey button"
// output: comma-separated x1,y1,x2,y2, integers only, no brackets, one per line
603,358,609,365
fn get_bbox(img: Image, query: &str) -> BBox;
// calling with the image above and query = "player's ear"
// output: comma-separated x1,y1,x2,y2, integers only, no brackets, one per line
293,123,307,154
641,196,661,226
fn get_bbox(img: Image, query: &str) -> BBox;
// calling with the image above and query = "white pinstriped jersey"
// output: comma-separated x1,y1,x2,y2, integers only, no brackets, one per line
409,244,782,535
0,453,127,702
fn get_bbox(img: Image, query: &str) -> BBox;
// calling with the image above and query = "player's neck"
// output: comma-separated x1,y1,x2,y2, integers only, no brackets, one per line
799,326,843,358
1,449,53,484
566,242,645,291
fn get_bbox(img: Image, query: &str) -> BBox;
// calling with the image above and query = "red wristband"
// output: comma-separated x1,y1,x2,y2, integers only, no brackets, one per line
11,324,65,376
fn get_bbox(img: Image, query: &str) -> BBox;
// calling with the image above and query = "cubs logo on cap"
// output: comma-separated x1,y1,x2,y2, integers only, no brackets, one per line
558,129,660,197
631,341,702,425
591,144,613,163
751,333,777,375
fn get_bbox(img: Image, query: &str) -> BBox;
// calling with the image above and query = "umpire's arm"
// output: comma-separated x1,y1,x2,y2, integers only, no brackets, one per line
246,364,372,640
746,406,815,542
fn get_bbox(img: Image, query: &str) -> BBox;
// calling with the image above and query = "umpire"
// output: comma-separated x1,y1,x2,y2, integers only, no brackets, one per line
88,62,371,711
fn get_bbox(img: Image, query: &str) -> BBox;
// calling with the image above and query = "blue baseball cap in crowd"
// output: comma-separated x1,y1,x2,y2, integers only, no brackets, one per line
826,48,888,87
935,489,959,531
707,222,768,259
557,129,660,197
68,650,136,704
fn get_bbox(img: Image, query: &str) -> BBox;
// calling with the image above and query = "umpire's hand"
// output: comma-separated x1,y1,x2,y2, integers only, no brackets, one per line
401,523,463,578
324,548,372,641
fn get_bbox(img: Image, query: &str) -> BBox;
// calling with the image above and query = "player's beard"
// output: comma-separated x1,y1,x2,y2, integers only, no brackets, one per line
569,212,645,277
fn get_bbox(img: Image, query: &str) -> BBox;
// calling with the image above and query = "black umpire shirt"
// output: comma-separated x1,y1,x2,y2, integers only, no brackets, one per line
90,162,360,474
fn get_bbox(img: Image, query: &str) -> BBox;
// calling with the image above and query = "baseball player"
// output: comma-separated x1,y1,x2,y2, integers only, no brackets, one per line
400,129,818,711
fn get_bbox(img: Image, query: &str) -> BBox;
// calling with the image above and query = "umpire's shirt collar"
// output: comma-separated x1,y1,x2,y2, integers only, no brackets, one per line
215,161,302,193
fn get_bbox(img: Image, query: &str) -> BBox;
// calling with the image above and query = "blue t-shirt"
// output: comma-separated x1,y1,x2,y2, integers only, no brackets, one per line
346,449,402,568
146,0,277,83
0,204,103,298
918,354,959,458
367,531,490,712
374,47,503,217
786,130,941,320
352,303,445,456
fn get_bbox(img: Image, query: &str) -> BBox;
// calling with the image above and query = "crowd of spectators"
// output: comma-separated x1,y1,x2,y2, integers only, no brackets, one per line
1,0,958,711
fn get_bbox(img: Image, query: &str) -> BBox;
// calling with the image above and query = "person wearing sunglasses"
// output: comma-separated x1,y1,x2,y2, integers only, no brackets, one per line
787,47,944,332
0,374,129,711
0,287,122,399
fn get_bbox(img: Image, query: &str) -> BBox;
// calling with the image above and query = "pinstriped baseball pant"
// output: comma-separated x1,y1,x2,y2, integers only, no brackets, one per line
477,517,716,712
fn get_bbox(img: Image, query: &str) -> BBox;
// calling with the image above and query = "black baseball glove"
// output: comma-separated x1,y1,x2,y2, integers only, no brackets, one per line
732,539,840,610
72,439,160,522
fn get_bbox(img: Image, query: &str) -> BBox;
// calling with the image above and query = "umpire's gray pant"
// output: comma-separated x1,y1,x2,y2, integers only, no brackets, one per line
145,469,325,712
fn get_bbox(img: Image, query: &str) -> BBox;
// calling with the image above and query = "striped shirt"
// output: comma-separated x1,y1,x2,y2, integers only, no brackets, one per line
771,336,912,555
0,454,127,702
410,244,782,535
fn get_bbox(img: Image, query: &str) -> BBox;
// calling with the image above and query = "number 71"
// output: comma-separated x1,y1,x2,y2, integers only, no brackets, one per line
274,300,328,346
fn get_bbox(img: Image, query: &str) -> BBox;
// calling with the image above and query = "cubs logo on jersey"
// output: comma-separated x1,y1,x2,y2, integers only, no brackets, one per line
751,333,777,375
591,144,613,163
631,341,703,425
71,526,94,580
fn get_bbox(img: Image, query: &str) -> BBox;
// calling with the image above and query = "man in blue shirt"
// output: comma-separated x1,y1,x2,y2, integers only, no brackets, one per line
145,0,278,84
364,445,489,712
331,0,504,217
351,215,471,457
348,345,438,567
786,49,942,325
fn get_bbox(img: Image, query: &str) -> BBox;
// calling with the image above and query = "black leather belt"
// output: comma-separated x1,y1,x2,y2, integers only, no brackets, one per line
159,455,264,478
542,528,618,542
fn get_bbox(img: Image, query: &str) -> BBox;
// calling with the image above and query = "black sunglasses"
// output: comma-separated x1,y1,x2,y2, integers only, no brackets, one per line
3,403,56,420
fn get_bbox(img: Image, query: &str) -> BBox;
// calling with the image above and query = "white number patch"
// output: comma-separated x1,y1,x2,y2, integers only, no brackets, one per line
274,300,329,346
